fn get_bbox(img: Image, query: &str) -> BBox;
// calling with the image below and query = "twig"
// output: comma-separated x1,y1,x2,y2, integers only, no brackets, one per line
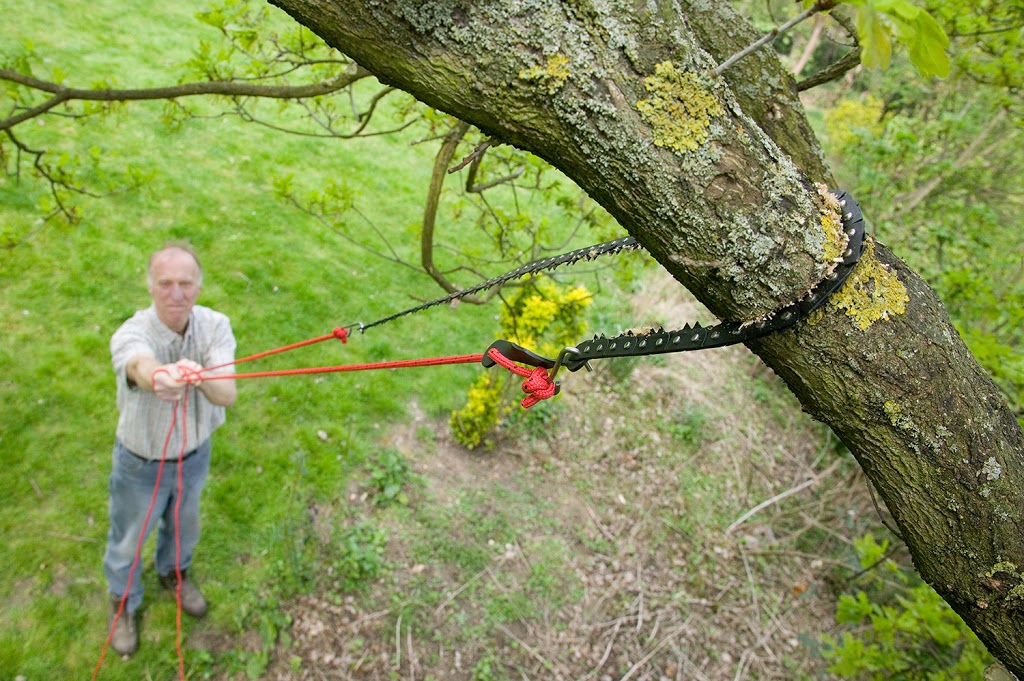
394,611,402,670
739,549,761,621
791,13,827,75
865,477,906,541
433,566,487,617
797,50,861,91
449,137,493,174
618,618,693,681
726,459,840,534
29,477,43,499
586,504,617,543
636,559,644,633
495,623,566,681
407,628,416,681
675,642,712,681
713,2,837,76
733,650,753,681
592,619,621,678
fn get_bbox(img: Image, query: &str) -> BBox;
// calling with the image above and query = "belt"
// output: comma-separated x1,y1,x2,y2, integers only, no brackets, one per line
126,446,199,464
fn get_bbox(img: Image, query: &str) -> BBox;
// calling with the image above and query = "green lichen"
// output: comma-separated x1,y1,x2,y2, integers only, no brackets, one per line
635,61,723,154
986,562,1024,602
987,561,1019,578
518,54,571,94
883,401,914,431
830,242,910,330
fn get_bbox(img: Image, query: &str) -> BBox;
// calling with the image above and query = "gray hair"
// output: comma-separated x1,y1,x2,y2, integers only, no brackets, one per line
147,242,204,287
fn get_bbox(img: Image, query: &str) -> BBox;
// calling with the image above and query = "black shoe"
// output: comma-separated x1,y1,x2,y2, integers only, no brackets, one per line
108,594,138,656
159,569,209,618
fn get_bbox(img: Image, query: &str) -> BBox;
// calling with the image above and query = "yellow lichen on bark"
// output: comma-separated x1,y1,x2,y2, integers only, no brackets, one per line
635,61,723,153
518,54,571,94
816,184,847,264
831,242,910,330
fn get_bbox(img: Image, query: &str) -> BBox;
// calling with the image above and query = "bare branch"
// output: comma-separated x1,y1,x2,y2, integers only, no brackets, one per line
420,121,487,302
791,14,826,76
0,65,372,131
796,49,861,91
713,1,839,76
449,138,493,174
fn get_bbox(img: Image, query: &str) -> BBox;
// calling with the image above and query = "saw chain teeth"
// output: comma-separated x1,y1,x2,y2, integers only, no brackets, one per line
563,190,865,372
359,236,640,332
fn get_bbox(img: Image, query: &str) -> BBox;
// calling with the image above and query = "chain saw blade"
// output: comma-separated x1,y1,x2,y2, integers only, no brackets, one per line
360,236,640,332
562,190,865,371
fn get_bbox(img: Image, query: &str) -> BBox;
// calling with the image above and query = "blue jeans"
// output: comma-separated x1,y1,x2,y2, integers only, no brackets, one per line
103,439,211,613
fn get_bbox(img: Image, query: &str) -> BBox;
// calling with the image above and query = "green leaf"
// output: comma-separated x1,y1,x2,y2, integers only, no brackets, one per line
196,9,226,28
857,4,892,71
868,0,951,78
873,0,920,22
907,11,950,78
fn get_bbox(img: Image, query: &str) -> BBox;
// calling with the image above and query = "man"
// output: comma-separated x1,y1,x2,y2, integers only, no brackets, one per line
103,243,236,656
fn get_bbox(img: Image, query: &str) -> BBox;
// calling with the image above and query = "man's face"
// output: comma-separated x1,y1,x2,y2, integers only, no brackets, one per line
148,248,201,333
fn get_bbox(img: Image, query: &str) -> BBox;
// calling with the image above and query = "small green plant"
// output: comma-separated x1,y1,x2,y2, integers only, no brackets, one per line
664,406,707,446
333,521,388,590
451,371,507,449
471,651,503,681
368,447,415,506
821,534,993,680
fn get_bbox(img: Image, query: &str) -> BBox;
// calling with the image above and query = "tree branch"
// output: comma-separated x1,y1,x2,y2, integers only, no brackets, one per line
420,121,486,302
797,50,861,91
0,65,371,131
713,1,838,76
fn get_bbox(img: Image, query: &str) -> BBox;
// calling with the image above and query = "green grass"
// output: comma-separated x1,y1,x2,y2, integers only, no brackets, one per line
0,2,621,677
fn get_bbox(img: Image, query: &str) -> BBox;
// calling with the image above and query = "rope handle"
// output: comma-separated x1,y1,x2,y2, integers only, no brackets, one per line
485,347,559,408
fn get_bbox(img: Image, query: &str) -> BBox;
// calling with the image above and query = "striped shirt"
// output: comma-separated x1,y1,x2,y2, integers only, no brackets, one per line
111,304,236,460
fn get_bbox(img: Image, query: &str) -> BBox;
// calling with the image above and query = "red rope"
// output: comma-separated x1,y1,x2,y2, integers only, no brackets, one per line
196,347,556,408
92,385,188,681
196,353,486,381
172,388,189,680
485,347,558,408
202,326,349,374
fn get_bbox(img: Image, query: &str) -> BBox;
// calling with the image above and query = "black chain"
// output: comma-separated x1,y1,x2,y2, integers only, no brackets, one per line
348,236,641,333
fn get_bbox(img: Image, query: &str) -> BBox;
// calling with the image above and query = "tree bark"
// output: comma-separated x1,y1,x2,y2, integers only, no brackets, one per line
269,0,1024,670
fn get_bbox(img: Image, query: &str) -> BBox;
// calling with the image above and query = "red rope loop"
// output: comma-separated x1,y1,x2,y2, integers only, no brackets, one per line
177,365,203,385
485,347,557,408
333,327,349,343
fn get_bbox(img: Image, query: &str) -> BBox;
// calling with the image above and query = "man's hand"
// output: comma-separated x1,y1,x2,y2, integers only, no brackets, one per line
178,358,237,408
176,358,204,383
151,364,190,402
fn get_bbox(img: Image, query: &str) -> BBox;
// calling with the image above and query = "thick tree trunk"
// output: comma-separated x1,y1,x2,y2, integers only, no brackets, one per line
270,0,1024,670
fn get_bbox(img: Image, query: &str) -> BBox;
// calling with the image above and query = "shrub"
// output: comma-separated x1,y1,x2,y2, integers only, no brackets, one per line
451,279,591,448
821,534,993,680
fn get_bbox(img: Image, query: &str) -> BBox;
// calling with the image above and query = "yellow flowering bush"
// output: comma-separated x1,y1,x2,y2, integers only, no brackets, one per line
451,279,591,448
